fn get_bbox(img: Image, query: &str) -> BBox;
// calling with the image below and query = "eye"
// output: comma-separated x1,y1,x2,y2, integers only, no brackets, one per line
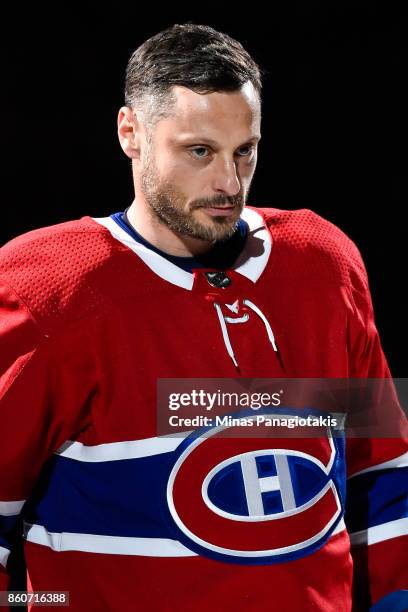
236,144,255,157
189,146,210,159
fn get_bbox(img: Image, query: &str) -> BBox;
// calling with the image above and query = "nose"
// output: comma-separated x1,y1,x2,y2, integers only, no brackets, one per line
212,157,241,196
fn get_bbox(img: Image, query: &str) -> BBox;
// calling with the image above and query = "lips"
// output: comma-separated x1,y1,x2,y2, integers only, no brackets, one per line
202,206,236,217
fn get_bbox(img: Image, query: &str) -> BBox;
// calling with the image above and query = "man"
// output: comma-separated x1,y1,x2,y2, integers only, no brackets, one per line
0,23,406,611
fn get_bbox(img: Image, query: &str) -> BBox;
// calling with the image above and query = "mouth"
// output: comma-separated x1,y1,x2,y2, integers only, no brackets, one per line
201,205,237,217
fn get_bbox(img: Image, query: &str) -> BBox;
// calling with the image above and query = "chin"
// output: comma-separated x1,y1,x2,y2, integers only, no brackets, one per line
201,221,239,242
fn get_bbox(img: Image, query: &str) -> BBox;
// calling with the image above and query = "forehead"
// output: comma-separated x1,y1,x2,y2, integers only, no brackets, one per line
156,82,261,139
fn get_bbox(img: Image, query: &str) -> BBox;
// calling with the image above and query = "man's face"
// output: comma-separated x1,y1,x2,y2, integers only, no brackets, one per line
139,82,261,242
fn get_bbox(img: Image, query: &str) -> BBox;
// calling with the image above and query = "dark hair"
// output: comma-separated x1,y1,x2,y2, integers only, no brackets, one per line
124,24,262,124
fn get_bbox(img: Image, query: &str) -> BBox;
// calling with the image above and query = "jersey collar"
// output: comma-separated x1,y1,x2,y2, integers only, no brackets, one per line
93,207,272,290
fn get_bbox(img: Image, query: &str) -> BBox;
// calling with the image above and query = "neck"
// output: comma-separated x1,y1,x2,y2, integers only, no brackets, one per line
126,197,216,257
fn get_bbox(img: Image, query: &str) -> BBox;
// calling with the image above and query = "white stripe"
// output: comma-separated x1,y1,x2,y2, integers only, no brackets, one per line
55,435,184,462
234,208,272,283
349,451,408,478
24,520,346,559
349,517,408,546
0,500,25,516
259,476,280,493
24,524,197,557
275,455,296,511
240,455,264,516
0,545,10,568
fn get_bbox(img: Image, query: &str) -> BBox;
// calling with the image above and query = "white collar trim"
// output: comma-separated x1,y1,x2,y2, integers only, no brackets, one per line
235,207,272,282
92,207,272,290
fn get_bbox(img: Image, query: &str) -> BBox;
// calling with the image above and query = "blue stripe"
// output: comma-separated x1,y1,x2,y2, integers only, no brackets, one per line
346,467,408,533
0,536,11,552
0,515,22,554
21,411,347,545
370,590,408,612
23,453,175,538
0,515,22,552
0,515,21,533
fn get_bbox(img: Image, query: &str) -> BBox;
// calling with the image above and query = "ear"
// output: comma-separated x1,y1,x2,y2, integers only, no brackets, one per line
117,106,141,159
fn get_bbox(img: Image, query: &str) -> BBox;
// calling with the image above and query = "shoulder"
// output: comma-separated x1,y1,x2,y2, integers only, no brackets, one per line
248,205,368,289
0,216,124,332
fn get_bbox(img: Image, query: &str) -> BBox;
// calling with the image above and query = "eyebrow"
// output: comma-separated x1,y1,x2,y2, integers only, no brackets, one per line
172,134,261,147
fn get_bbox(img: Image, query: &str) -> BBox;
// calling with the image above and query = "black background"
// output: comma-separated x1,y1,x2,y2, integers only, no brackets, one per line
2,3,407,374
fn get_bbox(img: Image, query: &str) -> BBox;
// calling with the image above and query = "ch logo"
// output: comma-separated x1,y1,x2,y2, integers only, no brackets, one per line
166,416,344,564
202,451,297,519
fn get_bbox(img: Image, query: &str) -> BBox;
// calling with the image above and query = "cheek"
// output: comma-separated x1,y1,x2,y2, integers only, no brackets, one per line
239,157,257,182
157,154,191,183
164,158,211,192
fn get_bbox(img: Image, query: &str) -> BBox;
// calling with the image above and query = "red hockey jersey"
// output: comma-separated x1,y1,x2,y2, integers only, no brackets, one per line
0,206,406,611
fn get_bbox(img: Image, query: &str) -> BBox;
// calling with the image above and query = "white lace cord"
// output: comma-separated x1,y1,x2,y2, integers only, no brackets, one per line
243,299,278,352
214,303,239,368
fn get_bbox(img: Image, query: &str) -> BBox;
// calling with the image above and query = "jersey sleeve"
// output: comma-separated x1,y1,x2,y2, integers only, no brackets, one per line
343,253,408,611
0,281,92,592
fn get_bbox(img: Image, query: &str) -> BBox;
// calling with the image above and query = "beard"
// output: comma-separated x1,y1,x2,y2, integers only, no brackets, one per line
140,152,246,243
